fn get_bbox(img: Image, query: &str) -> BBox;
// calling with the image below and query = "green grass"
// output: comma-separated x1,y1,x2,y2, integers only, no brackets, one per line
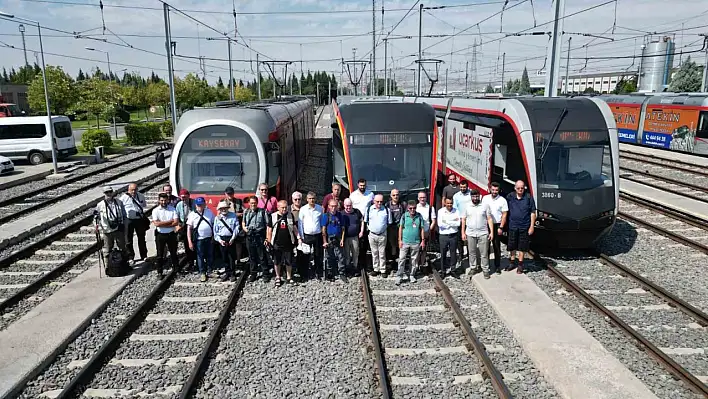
75,137,131,156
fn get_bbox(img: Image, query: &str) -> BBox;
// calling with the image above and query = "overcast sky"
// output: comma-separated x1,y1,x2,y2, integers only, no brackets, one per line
0,0,705,91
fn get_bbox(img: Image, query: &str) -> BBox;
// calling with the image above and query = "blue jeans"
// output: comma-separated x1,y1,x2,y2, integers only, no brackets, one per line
325,240,346,276
195,237,214,274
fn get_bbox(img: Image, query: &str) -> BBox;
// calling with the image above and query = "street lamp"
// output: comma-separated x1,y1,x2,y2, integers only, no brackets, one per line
0,11,58,174
85,47,118,139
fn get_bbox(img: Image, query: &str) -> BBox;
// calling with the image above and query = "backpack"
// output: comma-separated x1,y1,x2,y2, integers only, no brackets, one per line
105,248,129,277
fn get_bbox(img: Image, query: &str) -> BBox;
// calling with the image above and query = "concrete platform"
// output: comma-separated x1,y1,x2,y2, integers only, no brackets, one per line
472,272,658,399
620,178,708,220
619,143,708,168
0,222,161,398
0,165,167,251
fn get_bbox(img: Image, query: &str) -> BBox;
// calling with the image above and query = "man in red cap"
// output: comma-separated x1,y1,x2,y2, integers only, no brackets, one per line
175,188,195,272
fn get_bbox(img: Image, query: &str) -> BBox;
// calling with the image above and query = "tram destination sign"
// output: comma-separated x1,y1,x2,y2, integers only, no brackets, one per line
191,138,247,150
351,133,430,145
534,130,605,144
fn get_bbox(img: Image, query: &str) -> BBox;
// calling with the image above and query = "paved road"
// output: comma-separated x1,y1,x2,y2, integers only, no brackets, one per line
72,125,126,144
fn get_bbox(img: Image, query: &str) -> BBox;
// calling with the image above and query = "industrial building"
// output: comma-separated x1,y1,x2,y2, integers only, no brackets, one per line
0,84,30,112
561,72,637,94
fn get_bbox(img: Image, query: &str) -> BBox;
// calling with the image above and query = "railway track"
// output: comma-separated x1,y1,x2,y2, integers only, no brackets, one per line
619,151,708,176
619,152,708,204
618,194,708,256
361,269,513,398
546,254,708,397
0,144,171,226
34,262,248,398
0,179,166,330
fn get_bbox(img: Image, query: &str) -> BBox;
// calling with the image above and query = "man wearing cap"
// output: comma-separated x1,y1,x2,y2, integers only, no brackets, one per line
187,197,216,282
175,189,195,272
95,186,128,261
223,186,245,269
214,200,240,282
120,182,148,265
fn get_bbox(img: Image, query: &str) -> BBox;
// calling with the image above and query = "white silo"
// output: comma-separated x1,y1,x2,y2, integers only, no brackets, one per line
638,36,674,92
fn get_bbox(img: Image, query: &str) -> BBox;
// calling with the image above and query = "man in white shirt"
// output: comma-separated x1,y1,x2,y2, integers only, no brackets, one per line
151,193,179,278
415,192,436,270
187,197,215,282
461,189,494,279
452,180,472,264
481,182,508,274
298,191,324,280
437,197,461,277
349,178,374,215
121,182,148,265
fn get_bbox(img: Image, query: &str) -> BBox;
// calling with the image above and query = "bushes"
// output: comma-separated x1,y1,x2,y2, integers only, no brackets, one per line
160,120,173,137
103,108,131,123
125,122,163,145
81,128,112,153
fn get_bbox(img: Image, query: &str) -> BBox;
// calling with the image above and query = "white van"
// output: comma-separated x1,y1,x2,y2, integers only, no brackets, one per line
0,116,78,165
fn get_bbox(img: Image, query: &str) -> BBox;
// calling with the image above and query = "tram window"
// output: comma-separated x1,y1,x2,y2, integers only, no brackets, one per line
538,145,613,189
698,111,708,139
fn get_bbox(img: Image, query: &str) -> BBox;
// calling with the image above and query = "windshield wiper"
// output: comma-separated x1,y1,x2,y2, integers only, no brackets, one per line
539,107,568,161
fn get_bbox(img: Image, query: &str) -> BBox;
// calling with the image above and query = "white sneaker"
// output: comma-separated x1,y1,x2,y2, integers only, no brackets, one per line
395,276,402,286
409,274,416,283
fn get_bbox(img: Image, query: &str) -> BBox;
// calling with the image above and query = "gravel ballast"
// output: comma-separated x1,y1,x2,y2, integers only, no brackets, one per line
193,279,380,398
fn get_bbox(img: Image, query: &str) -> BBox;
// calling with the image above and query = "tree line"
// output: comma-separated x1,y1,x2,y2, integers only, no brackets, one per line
0,64,341,122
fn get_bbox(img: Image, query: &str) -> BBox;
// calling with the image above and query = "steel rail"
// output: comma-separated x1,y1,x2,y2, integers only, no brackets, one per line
596,253,708,327
52,256,187,399
617,210,708,256
178,270,249,398
620,165,708,194
547,263,708,397
0,179,165,313
0,147,164,209
0,150,171,226
620,175,708,205
360,271,393,399
620,151,708,177
619,192,708,230
431,270,514,399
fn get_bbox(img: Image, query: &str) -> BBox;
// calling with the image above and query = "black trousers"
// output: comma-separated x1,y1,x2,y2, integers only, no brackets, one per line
218,235,237,275
246,232,268,275
439,233,458,272
178,228,195,268
126,218,148,260
303,234,323,277
359,231,371,272
489,223,503,269
155,232,179,273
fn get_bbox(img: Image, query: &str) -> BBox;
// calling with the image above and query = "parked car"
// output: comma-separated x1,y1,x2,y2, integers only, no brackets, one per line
0,155,15,174
0,103,25,117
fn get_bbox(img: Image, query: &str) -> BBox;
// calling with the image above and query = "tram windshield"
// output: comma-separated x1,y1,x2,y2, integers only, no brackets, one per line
535,129,614,190
348,133,432,193
178,125,260,194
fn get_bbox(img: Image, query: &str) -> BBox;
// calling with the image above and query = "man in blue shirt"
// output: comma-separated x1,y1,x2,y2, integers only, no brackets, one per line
505,180,536,274
321,199,348,283
365,194,392,276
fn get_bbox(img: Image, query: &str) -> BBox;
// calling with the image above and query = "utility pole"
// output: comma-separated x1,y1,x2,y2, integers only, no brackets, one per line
472,40,478,92
369,54,373,95
256,53,261,100
228,40,234,101
384,38,388,96
564,36,571,94
353,48,358,95
544,0,566,97
500,52,506,95
372,0,376,97
163,3,177,128
465,61,469,93
19,24,28,66
290,77,293,95
701,34,708,92
316,82,320,105
417,3,423,96
444,68,448,94
328,81,331,104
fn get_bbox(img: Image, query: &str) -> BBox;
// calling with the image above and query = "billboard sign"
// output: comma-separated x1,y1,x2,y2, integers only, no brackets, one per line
641,107,699,150
445,119,493,192
610,105,641,143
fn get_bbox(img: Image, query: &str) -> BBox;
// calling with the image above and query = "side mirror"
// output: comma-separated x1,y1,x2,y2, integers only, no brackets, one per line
331,122,338,129
21,110,26,115
436,120,443,127
269,150,281,168
155,152,165,169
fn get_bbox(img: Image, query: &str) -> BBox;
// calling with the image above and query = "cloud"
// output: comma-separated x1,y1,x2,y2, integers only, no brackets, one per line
0,0,705,91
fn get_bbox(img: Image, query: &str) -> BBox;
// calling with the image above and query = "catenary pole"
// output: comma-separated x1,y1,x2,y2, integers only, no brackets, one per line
417,3,423,96
544,0,565,97
163,3,177,129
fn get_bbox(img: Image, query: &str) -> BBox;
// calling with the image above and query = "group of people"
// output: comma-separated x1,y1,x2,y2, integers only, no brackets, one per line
94,175,536,285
